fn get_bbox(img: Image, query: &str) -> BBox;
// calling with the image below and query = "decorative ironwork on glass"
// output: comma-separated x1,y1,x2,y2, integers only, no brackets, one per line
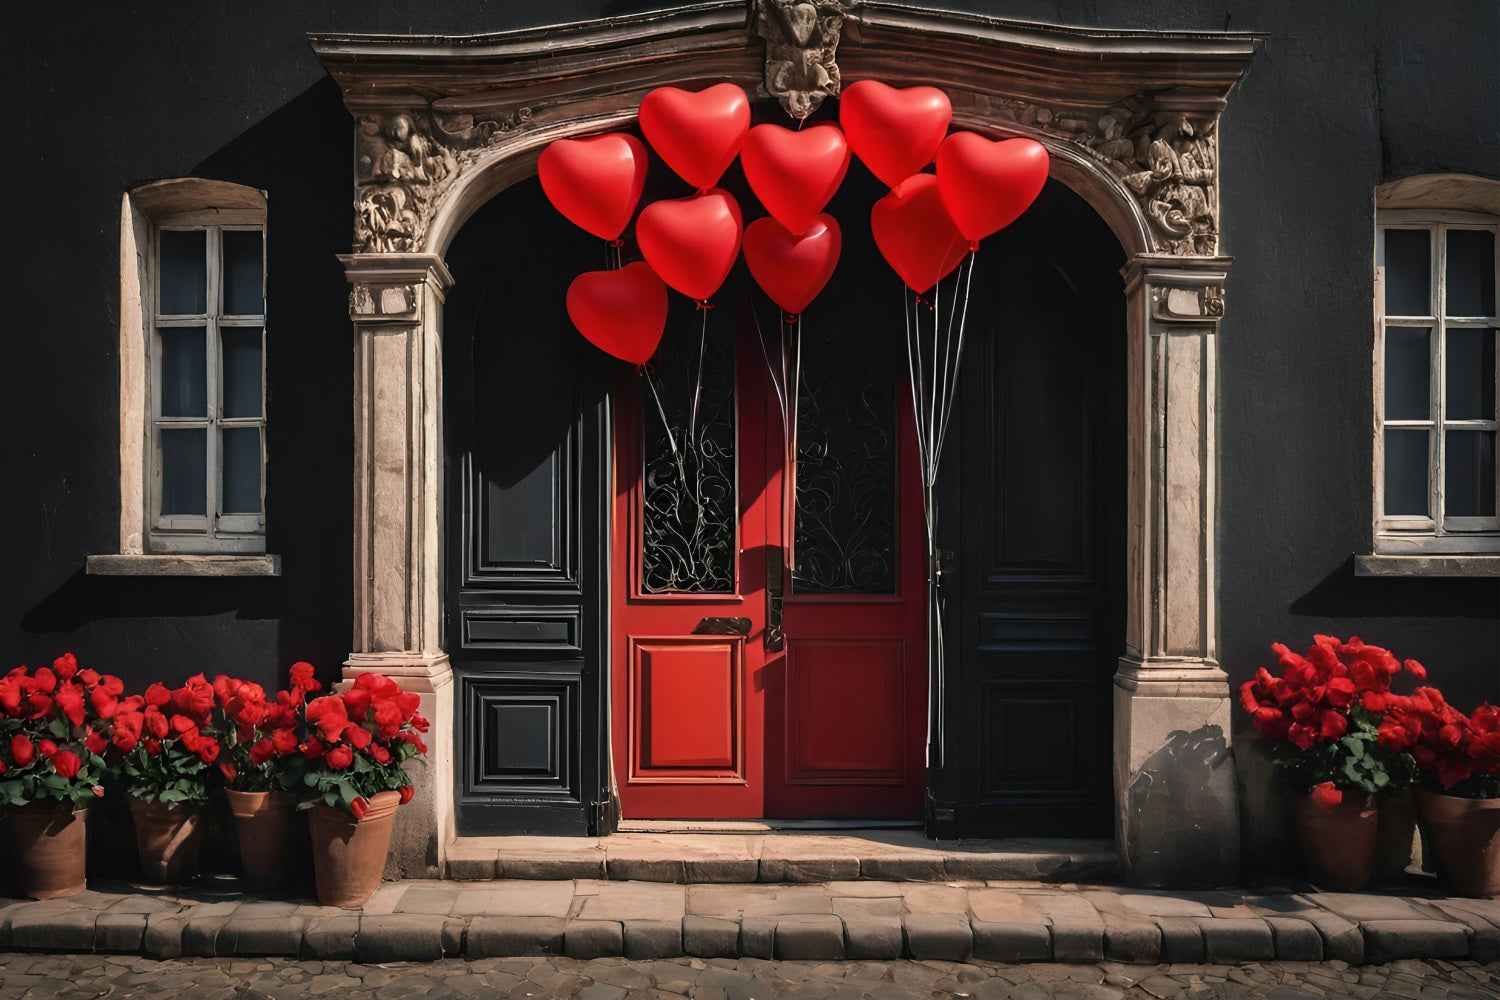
793,323,896,593
640,325,736,593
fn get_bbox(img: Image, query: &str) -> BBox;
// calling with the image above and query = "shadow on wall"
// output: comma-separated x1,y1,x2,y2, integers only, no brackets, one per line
1291,556,1500,619
1124,725,1238,888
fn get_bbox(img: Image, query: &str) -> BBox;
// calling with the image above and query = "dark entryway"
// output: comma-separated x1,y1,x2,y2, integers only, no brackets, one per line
931,178,1128,838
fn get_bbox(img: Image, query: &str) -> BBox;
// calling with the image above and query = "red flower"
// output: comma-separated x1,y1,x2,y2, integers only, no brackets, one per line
343,724,373,750
219,762,238,783
305,696,349,743
300,738,326,760
89,685,119,720
52,653,78,680
144,683,172,708
289,662,321,694
249,738,275,765
350,796,368,821
37,739,57,757
11,734,34,767
370,743,392,765
32,668,57,694
55,685,87,727
112,712,143,753
1405,659,1427,680
398,785,414,805
271,727,299,756
51,750,81,779
144,708,170,739
1311,781,1342,811
85,730,108,755
326,745,354,771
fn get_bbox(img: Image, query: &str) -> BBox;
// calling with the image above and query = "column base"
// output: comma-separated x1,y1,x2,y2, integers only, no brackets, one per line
1113,655,1239,887
343,652,454,879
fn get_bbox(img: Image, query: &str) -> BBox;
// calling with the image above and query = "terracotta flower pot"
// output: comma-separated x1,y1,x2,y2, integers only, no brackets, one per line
126,796,205,886
1416,788,1500,897
307,790,401,908
9,802,89,899
226,789,299,892
1295,790,1378,891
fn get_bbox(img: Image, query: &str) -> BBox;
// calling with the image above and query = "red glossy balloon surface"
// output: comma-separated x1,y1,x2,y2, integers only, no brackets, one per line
565,262,669,365
537,133,650,241
636,189,744,302
743,214,842,316
638,83,750,190
935,133,1049,243
869,173,969,294
839,81,952,189
740,124,850,236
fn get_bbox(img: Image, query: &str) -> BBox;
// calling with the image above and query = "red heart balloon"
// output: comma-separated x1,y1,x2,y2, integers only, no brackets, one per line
636,189,744,302
936,133,1049,243
638,84,750,190
566,262,668,365
741,124,851,236
870,173,969,294
839,81,953,189
538,133,649,241
743,214,842,316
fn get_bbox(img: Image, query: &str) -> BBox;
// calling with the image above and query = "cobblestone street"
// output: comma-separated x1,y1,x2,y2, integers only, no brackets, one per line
2,954,1497,999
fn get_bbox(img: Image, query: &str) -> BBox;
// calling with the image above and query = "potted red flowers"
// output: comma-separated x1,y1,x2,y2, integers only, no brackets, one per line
214,663,322,891
288,672,428,907
1239,635,1422,890
0,654,119,898
1378,689,1500,896
111,674,222,884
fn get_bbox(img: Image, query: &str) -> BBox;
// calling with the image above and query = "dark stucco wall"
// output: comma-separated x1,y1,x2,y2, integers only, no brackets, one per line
11,2,1499,872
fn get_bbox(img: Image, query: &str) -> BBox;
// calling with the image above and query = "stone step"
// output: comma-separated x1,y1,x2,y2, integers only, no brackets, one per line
444,831,1118,883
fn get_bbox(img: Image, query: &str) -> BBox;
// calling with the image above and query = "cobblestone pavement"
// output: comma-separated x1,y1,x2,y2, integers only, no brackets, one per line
2,954,1498,999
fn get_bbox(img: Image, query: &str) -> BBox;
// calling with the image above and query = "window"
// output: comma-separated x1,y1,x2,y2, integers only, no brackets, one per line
1373,176,1499,556
89,179,278,575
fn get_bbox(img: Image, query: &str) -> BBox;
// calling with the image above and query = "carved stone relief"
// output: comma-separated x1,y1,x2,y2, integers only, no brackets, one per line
977,95,1220,256
753,0,853,119
1150,282,1227,322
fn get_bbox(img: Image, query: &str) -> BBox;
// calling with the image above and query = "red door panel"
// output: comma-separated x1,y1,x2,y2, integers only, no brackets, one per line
631,636,743,774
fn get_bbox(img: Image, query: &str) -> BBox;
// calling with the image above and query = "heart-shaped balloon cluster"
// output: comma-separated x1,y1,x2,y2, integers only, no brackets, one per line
539,79,1051,363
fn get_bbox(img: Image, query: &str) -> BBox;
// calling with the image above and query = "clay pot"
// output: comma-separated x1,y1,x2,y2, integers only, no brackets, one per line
226,789,299,892
126,796,205,886
9,802,89,899
1295,790,1378,891
306,791,400,908
1416,788,1500,897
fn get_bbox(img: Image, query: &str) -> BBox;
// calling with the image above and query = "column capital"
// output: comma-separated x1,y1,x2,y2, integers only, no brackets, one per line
1114,654,1229,699
1124,253,1232,325
338,253,454,323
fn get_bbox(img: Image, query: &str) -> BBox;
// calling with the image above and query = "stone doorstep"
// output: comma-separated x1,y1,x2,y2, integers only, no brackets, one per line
447,832,1119,884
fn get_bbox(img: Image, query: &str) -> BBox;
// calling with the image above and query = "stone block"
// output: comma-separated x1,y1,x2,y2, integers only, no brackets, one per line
141,913,190,960
1102,915,1160,964
1049,919,1104,963
622,919,683,959
1154,916,1204,963
10,906,96,951
182,915,231,957
94,912,147,952
971,921,1049,962
758,857,859,882
1265,916,1323,961
1197,917,1273,962
1426,901,1500,962
904,914,972,961
773,914,845,961
1304,893,1427,922
564,919,623,959
683,915,740,958
862,856,946,881
606,858,685,882
684,859,759,883
1284,911,1364,965
1361,919,1469,964
740,915,776,959
299,914,360,960
466,915,565,958
219,915,305,956
443,917,465,956
444,854,497,880
578,881,686,923
844,916,904,960
357,914,448,963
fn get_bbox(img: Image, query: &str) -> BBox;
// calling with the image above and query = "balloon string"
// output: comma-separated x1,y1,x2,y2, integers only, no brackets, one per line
686,304,710,501
695,299,715,310
642,365,704,523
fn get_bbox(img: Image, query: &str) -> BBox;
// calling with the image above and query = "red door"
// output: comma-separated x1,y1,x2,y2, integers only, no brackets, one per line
611,310,927,819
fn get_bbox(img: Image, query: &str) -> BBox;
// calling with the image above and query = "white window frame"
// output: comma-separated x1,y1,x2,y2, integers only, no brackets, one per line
101,179,275,569
1373,198,1499,556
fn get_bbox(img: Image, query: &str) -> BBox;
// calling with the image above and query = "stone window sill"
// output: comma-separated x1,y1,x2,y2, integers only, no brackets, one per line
85,554,282,577
1353,554,1500,578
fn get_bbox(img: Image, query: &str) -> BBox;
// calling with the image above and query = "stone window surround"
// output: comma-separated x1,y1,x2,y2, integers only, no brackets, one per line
88,177,280,579
311,1,1259,886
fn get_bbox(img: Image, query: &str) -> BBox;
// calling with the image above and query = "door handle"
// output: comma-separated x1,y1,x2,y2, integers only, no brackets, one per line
765,546,785,651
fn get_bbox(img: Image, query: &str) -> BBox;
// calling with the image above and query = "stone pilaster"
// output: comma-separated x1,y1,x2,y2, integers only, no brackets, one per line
1114,254,1237,887
340,252,454,877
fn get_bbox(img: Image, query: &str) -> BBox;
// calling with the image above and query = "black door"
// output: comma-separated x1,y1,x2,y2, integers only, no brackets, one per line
444,181,613,836
931,180,1126,837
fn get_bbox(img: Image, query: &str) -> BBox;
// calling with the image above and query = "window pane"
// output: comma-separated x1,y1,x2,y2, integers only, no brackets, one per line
160,427,207,516
222,230,264,316
222,427,262,515
221,327,263,418
1447,328,1497,421
1383,228,1431,317
1384,327,1431,421
1383,428,1430,516
1446,430,1497,518
159,327,207,417
1447,229,1496,318
159,230,207,315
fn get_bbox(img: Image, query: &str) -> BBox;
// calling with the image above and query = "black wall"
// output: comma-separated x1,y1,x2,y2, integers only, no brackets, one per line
12,2,1499,869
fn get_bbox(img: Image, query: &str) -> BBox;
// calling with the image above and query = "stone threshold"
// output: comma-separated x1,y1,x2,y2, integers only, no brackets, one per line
445,831,1119,883
0,879,1494,967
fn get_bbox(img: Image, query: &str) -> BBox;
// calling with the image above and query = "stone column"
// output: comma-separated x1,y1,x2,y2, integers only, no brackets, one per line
340,252,454,878
1114,254,1237,887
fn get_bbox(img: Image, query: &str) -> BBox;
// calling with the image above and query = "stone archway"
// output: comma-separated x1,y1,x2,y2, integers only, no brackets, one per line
313,1,1256,885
